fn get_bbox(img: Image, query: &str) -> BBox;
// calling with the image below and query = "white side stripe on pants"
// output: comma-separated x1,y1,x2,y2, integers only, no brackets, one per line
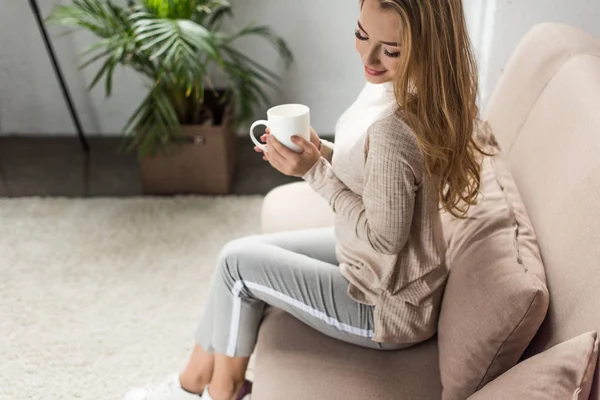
226,280,374,357
226,281,245,356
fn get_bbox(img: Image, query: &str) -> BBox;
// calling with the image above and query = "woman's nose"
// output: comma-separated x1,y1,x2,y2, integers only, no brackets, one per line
363,45,380,66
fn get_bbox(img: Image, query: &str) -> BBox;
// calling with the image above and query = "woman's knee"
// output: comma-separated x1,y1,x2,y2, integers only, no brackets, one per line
219,236,258,260
217,238,264,281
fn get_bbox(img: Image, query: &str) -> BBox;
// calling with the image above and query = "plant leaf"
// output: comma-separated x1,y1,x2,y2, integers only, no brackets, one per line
177,19,219,60
88,57,112,91
226,24,294,67
105,60,117,97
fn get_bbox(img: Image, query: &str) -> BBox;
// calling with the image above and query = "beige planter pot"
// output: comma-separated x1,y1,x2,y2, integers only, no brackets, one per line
139,119,237,195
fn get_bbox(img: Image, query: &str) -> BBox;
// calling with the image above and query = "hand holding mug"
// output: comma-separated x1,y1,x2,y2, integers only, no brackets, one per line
254,127,321,159
262,134,321,178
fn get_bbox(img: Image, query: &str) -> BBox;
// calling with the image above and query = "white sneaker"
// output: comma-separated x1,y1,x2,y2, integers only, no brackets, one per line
124,374,201,400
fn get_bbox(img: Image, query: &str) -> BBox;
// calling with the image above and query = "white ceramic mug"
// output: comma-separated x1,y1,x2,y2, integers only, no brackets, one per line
250,104,310,153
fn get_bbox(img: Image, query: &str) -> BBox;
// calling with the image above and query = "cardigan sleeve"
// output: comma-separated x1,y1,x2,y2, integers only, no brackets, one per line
319,139,335,163
302,116,422,256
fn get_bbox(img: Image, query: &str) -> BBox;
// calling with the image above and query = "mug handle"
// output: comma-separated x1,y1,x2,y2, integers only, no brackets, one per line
250,120,268,151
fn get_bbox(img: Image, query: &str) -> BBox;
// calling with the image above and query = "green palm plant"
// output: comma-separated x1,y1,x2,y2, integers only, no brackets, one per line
47,0,293,156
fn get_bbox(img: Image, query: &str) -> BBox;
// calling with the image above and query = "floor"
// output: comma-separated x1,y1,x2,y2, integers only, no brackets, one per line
0,136,313,197
0,196,263,399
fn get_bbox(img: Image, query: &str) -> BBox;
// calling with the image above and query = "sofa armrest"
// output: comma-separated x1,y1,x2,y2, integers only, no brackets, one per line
261,182,335,234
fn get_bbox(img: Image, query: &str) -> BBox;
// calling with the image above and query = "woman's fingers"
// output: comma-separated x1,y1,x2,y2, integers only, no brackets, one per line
266,136,288,161
267,135,295,160
261,128,271,143
266,143,285,166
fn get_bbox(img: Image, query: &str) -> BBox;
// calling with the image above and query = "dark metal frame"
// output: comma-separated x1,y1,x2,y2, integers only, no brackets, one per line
28,0,90,152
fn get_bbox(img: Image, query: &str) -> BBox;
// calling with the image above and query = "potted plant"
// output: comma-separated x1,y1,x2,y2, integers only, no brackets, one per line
47,0,293,194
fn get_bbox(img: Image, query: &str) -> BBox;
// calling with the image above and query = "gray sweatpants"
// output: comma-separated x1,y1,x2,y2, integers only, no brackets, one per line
195,228,406,358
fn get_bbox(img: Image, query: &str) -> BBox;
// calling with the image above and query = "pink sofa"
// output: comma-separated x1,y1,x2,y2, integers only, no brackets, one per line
255,23,600,399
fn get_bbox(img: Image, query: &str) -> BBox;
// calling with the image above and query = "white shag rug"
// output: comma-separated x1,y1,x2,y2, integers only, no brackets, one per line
0,196,264,400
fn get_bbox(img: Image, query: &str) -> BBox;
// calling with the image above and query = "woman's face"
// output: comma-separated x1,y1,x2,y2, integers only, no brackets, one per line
355,0,402,84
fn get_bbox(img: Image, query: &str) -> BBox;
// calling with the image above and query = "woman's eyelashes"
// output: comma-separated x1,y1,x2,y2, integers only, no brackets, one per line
356,29,400,58
355,29,368,41
384,49,401,58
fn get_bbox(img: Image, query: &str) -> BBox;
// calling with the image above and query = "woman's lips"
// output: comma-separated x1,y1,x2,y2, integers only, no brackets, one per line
365,66,386,76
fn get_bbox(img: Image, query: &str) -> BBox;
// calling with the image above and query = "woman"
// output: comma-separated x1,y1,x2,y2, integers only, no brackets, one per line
125,0,485,399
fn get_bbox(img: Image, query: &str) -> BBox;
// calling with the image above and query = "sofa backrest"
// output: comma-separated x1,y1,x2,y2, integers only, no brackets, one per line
485,23,600,397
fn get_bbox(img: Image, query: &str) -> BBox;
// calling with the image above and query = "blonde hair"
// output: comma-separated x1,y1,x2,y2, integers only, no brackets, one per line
362,0,491,218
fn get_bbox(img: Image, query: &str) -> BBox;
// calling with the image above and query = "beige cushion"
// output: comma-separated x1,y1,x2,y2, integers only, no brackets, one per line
261,182,334,234
469,332,599,400
253,308,442,400
438,156,549,400
484,24,600,399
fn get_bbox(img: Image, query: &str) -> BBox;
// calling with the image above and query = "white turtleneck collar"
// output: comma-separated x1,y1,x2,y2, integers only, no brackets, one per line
334,81,398,150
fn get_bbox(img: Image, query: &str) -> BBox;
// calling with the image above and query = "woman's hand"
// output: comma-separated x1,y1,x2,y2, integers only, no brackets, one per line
259,134,321,177
255,127,321,156
309,127,321,150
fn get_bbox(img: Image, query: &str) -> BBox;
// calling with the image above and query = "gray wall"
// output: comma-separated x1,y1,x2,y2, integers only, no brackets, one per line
0,0,144,135
226,0,364,134
1,0,599,136
0,0,362,136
